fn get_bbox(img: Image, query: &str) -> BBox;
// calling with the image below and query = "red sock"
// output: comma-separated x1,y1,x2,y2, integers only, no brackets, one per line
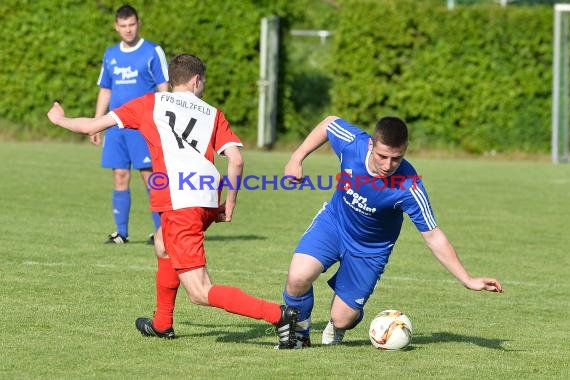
152,257,179,331
207,285,282,324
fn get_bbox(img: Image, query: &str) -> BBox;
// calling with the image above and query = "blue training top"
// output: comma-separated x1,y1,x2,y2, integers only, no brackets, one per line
97,38,169,110
326,117,437,255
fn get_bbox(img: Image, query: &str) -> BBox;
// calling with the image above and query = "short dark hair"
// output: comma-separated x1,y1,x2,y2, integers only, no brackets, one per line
168,54,206,87
372,116,408,147
116,4,138,21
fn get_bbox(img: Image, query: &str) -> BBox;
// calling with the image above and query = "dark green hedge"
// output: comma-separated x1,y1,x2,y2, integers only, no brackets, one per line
0,0,328,140
0,0,556,153
328,0,553,153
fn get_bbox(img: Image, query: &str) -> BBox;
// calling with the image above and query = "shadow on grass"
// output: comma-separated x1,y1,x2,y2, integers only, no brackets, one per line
412,332,512,351
176,322,511,351
176,320,329,347
177,321,513,351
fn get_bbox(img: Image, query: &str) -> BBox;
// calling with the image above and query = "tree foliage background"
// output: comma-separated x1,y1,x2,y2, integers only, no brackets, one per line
0,0,555,153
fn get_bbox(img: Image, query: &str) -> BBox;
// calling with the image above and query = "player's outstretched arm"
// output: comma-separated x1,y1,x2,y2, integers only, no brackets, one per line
217,145,243,223
47,102,117,136
285,115,339,182
421,227,503,293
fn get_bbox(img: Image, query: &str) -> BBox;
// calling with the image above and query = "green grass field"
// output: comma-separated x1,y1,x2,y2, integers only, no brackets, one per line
1,141,569,379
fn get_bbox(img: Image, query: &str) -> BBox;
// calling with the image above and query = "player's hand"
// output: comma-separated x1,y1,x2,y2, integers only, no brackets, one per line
216,201,235,223
90,133,102,146
47,101,65,125
464,277,504,293
284,159,304,183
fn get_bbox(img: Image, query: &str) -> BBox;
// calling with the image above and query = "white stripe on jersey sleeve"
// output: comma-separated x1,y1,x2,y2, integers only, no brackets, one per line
409,186,437,230
96,66,105,87
154,46,169,81
109,111,124,128
217,141,244,155
327,121,355,143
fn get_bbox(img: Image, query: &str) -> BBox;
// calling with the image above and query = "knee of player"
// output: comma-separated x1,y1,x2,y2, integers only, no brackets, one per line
330,309,363,330
185,290,209,306
182,284,211,306
113,170,130,185
286,274,313,295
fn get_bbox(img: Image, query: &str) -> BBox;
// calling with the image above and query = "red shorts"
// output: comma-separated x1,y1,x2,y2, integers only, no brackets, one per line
160,207,217,271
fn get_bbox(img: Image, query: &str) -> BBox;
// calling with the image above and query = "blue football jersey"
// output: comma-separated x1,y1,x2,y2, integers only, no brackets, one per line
326,118,437,255
97,38,169,110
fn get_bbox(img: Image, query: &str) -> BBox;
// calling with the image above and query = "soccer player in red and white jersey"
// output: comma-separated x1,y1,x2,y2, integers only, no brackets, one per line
47,54,300,349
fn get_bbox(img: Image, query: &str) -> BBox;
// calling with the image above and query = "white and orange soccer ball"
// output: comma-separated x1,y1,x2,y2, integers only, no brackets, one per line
368,309,413,350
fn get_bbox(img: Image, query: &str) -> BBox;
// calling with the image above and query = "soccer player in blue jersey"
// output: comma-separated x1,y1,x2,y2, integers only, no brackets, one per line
280,115,503,348
90,4,169,244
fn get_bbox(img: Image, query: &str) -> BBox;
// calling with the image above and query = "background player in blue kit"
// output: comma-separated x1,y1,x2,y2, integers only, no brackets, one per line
281,115,503,348
90,4,169,244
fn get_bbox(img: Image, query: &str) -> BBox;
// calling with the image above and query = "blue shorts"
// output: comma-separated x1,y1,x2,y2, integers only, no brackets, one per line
295,204,388,311
101,126,152,170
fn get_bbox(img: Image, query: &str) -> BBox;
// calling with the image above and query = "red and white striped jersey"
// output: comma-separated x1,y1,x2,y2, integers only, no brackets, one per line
110,91,243,211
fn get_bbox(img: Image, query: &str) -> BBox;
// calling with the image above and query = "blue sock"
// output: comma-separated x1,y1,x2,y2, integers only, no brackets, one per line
112,190,131,237
283,287,314,338
147,188,161,230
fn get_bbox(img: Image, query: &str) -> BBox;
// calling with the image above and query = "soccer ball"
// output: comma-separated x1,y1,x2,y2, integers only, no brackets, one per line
368,309,413,350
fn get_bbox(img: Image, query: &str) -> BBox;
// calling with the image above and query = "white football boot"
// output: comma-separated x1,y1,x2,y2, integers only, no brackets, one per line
321,320,345,345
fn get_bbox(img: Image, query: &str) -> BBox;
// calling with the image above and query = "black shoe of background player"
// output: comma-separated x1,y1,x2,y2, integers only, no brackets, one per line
105,232,128,244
